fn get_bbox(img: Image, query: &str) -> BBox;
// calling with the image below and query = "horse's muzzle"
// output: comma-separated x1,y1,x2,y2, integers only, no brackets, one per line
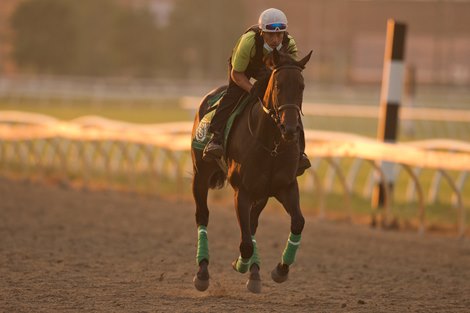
280,125,300,142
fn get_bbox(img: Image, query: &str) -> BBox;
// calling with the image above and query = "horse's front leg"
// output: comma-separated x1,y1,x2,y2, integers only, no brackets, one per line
232,187,253,274
233,188,265,293
245,197,268,294
249,197,268,269
272,181,305,283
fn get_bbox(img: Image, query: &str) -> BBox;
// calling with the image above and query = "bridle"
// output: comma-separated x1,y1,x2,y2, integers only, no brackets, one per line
260,103,301,128
248,65,304,157
259,65,303,127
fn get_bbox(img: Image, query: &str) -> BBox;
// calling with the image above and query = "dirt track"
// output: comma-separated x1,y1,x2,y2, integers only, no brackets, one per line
1,177,469,313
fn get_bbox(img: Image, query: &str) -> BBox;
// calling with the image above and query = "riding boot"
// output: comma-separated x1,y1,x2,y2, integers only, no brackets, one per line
203,131,224,161
297,129,311,176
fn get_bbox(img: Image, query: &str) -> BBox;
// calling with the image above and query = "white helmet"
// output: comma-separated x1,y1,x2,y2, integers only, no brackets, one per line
258,8,288,32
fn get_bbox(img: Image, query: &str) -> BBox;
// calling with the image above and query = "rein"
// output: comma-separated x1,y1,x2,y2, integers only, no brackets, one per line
248,98,282,157
261,65,303,126
247,65,303,157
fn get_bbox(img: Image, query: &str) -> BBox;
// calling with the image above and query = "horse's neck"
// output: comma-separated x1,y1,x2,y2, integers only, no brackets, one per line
250,96,278,144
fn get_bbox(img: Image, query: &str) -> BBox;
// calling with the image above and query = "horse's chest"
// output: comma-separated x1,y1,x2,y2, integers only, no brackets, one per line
228,156,297,197
268,165,297,190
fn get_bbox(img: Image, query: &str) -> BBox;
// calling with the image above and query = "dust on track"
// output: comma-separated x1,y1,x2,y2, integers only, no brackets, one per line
1,177,469,312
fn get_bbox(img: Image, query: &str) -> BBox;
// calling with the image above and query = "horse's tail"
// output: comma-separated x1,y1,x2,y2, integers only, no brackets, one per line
208,169,226,189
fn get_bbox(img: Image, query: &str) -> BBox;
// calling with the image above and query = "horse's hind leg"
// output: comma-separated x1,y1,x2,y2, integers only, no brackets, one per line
272,181,305,283
192,171,210,291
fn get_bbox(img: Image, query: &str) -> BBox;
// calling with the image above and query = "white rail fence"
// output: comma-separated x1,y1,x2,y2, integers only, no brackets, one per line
182,97,470,141
2,75,470,138
1,111,469,237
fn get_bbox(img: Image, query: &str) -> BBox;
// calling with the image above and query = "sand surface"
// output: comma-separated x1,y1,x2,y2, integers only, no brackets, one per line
1,177,469,312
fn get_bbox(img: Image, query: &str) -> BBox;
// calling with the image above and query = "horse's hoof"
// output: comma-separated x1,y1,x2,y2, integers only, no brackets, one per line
193,275,209,291
246,266,262,293
246,278,262,293
271,263,289,283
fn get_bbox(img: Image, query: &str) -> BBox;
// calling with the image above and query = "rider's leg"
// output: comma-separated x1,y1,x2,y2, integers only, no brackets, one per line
297,120,311,176
203,80,245,160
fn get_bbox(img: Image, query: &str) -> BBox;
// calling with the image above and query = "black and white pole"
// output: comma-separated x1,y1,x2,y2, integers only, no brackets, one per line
372,19,407,210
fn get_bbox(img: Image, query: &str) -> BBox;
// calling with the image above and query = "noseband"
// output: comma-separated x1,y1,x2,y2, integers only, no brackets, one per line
260,65,303,127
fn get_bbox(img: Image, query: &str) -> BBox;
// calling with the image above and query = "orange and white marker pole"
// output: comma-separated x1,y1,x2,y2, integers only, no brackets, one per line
373,19,408,210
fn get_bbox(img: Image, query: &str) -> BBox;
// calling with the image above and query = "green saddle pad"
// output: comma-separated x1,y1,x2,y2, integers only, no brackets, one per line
192,90,250,152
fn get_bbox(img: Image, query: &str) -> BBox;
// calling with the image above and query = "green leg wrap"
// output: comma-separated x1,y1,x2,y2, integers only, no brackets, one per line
235,256,251,273
281,233,301,265
250,236,261,267
196,225,209,265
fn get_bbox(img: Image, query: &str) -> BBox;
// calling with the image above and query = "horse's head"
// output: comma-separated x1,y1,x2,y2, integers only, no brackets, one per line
263,49,312,142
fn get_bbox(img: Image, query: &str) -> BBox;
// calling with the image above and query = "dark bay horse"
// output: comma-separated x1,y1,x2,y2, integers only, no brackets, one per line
191,49,312,293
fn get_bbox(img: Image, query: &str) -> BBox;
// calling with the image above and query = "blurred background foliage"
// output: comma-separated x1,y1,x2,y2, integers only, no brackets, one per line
10,0,245,78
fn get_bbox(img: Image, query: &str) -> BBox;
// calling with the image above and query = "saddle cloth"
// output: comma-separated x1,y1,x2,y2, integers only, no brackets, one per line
191,88,251,152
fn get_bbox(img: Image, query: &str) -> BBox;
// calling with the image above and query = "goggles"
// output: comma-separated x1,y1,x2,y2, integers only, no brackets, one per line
264,23,287,31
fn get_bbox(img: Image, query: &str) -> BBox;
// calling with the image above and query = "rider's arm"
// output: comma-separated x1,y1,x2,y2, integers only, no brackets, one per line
230,32,257,93
231,69,253,93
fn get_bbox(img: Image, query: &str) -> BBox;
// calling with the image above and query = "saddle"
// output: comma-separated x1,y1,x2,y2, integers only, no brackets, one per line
192,86,251,152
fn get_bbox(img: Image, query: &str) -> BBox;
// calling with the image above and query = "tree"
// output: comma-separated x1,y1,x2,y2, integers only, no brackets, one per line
10,0,245,78
10,0,163,77
66,0,123,76
11,0,77,74
113,8,161,77
164,0,246,79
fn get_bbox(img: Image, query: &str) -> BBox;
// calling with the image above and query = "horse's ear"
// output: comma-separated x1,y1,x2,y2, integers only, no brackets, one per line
298,50,313,69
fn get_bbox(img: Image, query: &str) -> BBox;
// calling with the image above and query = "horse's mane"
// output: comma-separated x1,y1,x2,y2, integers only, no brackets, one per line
263,50,301,70
260,50,304,103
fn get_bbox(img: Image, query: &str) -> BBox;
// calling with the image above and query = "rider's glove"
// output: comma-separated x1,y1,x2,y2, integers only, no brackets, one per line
249,68,272,99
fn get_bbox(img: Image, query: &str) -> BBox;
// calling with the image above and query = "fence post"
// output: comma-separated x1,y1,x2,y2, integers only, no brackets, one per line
373,19,407,210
